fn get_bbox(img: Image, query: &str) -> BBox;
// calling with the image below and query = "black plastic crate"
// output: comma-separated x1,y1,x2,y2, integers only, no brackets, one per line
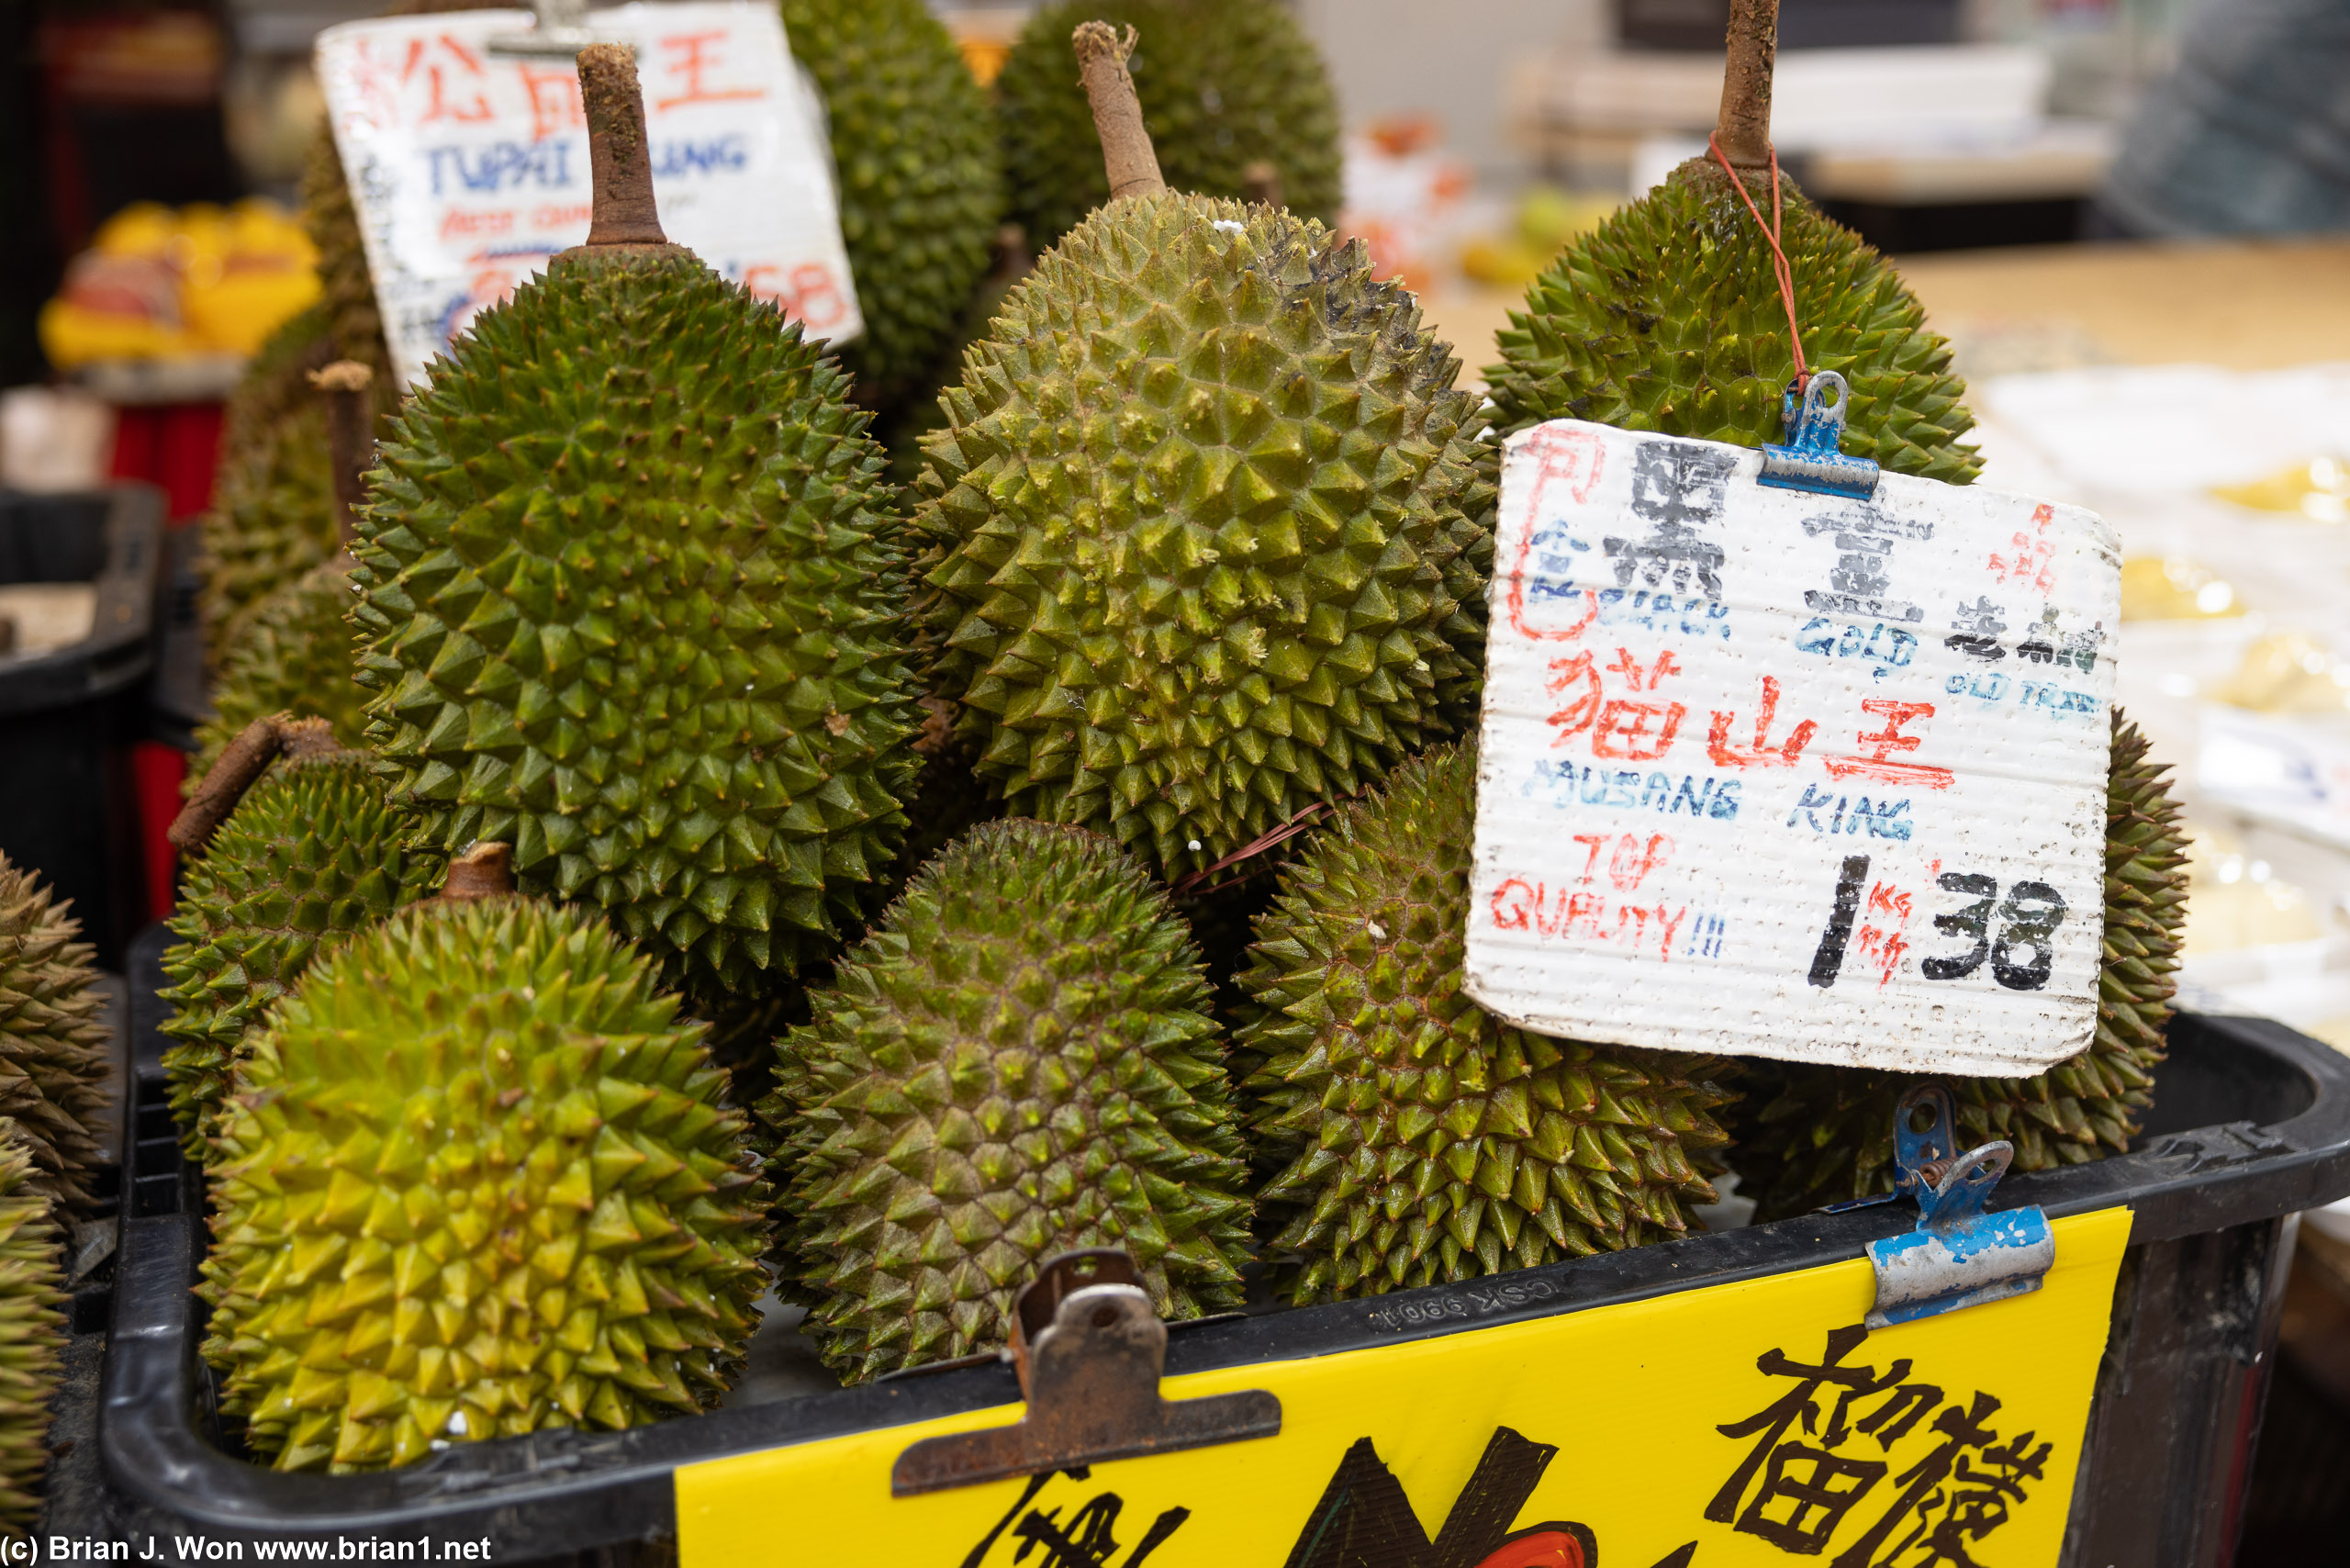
47,927,2350,1566
0,483,167,963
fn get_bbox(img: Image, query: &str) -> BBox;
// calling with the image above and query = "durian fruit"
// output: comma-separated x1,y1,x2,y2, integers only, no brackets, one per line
350,46,922,992
996,0,1343,252
1239,744,1735,1303
1483,1,1979,484
199,893,770,1472
159,748,439,1159
767,817,1253,1382
194,362,376,787
0,1125,65,1535
915,25,1494,882
193,559,369,784
300,130,396,398
1733,712,2189,1219
784,0,1004,410
0,854,117,1222
201,310,341,661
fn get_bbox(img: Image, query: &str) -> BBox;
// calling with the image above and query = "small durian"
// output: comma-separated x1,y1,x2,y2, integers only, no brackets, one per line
916,25,1493,882
160,739,439,1159
194,361,376,786
1240,743,1735,1303
201,309,341,663
0,854,116,1221
199,881,771,1473
997,0,1342,251
0,1125,66,1536
350,47,922,992
1484,1,1979,484
785,0,1004,410
1732,712,2188,1218
299,129,397,398
766,817,1253,1382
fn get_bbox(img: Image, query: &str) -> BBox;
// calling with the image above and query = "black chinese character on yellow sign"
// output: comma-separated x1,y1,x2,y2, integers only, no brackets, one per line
1709,1325,2053,1566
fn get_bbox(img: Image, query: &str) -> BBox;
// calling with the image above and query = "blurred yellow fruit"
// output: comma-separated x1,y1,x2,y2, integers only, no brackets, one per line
1458,185,1617,289
39,197,318,369
2213,456,2350,523
2119,555,2243,621
2212,631,2350,715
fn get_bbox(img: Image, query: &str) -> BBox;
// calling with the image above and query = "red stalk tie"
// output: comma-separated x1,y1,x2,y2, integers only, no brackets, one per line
1707,133,1808,393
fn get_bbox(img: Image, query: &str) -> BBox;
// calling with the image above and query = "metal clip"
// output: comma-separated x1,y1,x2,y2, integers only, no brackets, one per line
891,1249,1281,1496
1758,370,1881,501
488,0,604,58
1865,1084,2053,1328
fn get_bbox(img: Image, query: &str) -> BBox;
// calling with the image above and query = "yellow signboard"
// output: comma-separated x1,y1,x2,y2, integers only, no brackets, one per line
679,1208,2131,1567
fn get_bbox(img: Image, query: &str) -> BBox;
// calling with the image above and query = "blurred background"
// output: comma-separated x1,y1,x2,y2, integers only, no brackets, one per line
0,0,2347,1546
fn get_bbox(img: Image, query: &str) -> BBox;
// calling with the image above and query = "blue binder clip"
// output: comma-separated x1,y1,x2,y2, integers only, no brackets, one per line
1863,1083,2053,1328
1758,369,1881,501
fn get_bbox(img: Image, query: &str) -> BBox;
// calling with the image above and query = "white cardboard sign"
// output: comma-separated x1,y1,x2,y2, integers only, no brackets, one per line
1465,421,2121,1076
314,2,860,390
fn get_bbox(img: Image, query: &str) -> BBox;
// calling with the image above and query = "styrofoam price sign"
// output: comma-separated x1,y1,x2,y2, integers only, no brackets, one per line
1465,422,2121,1075
314,2,861,390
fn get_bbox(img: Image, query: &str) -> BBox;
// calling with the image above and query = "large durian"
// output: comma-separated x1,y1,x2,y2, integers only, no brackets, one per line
1732,712,2188,1218
997,0,1342,252
160,745,439,1159
350,47,922,992
0,854,116,1221
0,1126,65,1535
200,890,771,1473
916,24,1493,882
766,817,1254,1382
1240,744,1735,1302
784,0,1003,410
1484,0,1978,484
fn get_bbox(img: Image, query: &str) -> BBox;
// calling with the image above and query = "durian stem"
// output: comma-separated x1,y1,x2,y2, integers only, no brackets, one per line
1242,161,1283,208
576,43,668,246
1072,22,1165,202
308,359,373,547
441,842,515,902
169,715,341,854
1716,0,1778,170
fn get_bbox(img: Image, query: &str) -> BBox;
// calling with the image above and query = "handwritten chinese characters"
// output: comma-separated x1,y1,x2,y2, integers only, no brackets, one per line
1711,1325,2053,1567
1470,422,2119,1075
315,4,861,389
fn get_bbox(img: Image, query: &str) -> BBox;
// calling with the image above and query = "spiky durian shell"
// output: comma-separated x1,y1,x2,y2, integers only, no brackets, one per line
299,130,395,396
914,191,1494,881
0,1126,64,1536
1240,743,1735,1302
765,817,1253,1382
1732,712,2188,1219
199,897,771,1473
784,0,1002,409
0,856,115,1221
1486,161,1981,485
190,560,367,790
996,0,1342,252
350,246,923,994
201,308,341,663
160,752,439,1160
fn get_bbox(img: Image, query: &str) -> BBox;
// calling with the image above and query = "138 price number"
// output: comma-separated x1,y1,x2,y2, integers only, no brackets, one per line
1808,855,2068,991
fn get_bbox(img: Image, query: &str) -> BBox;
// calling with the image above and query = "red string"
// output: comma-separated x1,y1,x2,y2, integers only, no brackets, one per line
1707,133,1808,393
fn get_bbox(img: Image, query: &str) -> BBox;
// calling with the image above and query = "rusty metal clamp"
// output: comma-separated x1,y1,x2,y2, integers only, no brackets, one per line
891,1249,1281,1496
1864,1083,2055,1328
